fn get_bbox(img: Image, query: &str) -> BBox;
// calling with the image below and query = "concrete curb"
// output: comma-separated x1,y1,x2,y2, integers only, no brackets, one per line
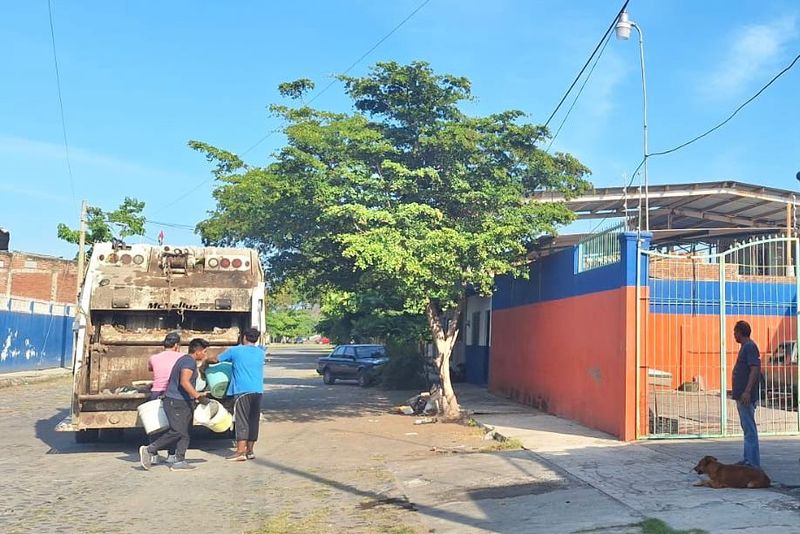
0,368,71,389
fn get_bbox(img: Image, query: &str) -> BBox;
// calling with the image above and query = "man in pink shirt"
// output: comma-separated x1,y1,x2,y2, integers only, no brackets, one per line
146,332,184,464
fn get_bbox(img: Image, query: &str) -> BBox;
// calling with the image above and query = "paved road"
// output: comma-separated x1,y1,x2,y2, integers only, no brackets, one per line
0,348,500,533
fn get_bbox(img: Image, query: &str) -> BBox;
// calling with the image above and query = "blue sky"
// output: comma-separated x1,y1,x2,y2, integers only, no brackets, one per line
1,0,799,258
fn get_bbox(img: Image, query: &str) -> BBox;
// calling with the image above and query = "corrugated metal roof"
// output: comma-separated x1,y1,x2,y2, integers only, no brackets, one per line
536,180,799,230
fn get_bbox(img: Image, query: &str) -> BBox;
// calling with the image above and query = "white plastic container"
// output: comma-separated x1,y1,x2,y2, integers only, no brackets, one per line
137,399,169,434
193,399,233,433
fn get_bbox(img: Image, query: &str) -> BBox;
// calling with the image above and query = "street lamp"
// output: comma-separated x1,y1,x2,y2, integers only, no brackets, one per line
615,10,649,232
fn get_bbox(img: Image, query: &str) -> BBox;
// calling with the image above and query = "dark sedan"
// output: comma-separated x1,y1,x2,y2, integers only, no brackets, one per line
316,344,388,387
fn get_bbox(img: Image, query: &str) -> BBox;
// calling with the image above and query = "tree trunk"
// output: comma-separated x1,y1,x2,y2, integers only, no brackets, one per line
425,299,463,420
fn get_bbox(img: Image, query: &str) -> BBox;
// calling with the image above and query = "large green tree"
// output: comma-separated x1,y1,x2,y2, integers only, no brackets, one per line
194,61,591,418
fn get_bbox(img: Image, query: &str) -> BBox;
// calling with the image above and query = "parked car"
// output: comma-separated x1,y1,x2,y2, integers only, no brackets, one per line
316,344,388,387
763,340,798,400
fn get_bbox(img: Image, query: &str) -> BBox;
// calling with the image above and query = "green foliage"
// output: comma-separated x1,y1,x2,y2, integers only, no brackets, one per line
265,283,319,340
195,61,591,320
380,339,427,390
278,78,315,100
57,197,146,254
638,519,706,534
267,308,317,340
316,288,429,345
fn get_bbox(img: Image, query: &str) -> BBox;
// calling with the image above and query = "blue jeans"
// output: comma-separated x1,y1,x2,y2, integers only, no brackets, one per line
737,400,760,467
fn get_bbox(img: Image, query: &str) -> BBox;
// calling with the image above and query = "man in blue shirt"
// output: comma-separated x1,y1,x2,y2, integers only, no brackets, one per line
208,327,265,461
732,320,763,468
139,338,210,471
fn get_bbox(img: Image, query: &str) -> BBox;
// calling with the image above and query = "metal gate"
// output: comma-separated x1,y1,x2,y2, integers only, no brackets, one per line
637,236,800,438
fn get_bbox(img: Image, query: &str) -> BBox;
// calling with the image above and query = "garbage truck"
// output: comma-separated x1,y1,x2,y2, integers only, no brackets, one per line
56,242,266,442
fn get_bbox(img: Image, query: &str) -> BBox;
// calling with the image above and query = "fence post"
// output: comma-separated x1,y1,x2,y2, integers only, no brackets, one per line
795,238,800,431
719,255,728,436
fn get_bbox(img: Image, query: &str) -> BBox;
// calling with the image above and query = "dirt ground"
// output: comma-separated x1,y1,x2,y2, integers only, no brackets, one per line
0,348,495,534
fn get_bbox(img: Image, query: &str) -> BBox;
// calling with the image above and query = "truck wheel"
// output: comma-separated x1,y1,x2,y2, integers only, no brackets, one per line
75,429,99,444
358,369,369,388
323,369,335,385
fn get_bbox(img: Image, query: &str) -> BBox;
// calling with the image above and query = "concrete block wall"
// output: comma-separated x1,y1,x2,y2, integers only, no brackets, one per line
0,251,77,304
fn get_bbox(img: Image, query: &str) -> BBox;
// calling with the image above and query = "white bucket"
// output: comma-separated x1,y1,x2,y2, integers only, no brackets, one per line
195,375,206,392
193,400,233,433
137,399,169,434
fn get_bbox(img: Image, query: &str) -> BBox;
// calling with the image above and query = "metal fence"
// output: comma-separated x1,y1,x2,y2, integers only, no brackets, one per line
637,236,800,438
0,297,74,373
577,222,625,273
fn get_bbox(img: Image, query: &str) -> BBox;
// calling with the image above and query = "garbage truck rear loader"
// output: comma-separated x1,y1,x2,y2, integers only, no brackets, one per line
57,243,265,442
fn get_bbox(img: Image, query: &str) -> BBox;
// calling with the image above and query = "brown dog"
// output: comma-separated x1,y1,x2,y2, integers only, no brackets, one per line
693,456,770,489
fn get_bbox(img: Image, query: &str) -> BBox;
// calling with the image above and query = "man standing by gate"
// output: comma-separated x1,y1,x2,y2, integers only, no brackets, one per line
732,320,763,468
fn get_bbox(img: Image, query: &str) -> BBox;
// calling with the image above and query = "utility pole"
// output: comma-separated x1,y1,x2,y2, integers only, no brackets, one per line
71,200,87,371
76,200,87,301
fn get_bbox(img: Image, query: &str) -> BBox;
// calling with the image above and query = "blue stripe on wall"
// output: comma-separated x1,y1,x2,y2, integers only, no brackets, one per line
0,310,73,372
493,233,643,311
649,280,797,316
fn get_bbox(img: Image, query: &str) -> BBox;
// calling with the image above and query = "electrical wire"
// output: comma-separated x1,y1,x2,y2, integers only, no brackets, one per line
621,48,800,190
546,32,613,152
160,1,432,218
543,0,629,129
240,0,432,157
145,219,195,230
649,51,800,158
47,0,76,206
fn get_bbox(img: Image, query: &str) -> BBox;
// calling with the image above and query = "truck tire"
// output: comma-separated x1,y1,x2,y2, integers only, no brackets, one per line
323,368,335,385
358,369,369,388
75,429,99,444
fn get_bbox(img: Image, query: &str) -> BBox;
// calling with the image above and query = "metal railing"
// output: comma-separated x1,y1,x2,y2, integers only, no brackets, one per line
577,221,625,273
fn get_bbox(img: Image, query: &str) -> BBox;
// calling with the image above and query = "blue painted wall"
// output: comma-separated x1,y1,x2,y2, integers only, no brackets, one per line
0,303,74,373
465,345,489,385
494,232,649,311
649,279,797,316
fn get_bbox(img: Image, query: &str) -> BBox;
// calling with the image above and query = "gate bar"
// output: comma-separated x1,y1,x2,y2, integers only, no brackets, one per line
796,238,800,431
719,255,728,436
635,242,642,438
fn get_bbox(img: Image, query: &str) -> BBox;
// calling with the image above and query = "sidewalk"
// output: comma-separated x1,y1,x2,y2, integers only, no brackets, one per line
0,367,71,389
456,384,800,533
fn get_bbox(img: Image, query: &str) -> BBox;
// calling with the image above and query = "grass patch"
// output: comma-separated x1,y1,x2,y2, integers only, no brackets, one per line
249,509,332,534
638,518,706,534
483,437,524,451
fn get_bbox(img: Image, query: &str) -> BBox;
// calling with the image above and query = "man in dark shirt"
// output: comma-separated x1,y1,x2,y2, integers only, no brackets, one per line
139,338,209,471
732,320,762,468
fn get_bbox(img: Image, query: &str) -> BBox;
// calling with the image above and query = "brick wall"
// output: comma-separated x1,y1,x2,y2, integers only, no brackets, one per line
0,251,78,304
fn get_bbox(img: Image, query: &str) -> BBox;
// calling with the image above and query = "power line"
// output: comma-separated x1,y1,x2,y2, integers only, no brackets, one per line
47,0,76,206
546,32,613,152
649,50,800,158
240,0,431,157
543,0,629,129
145,219,196,230
160,1,432,218
623,47,800,189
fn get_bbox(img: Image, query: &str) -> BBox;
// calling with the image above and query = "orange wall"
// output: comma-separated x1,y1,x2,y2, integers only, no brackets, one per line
643,313,796,391
490,287,636,440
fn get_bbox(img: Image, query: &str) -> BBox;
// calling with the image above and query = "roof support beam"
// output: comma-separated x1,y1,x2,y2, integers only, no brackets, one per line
658,207,761,227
